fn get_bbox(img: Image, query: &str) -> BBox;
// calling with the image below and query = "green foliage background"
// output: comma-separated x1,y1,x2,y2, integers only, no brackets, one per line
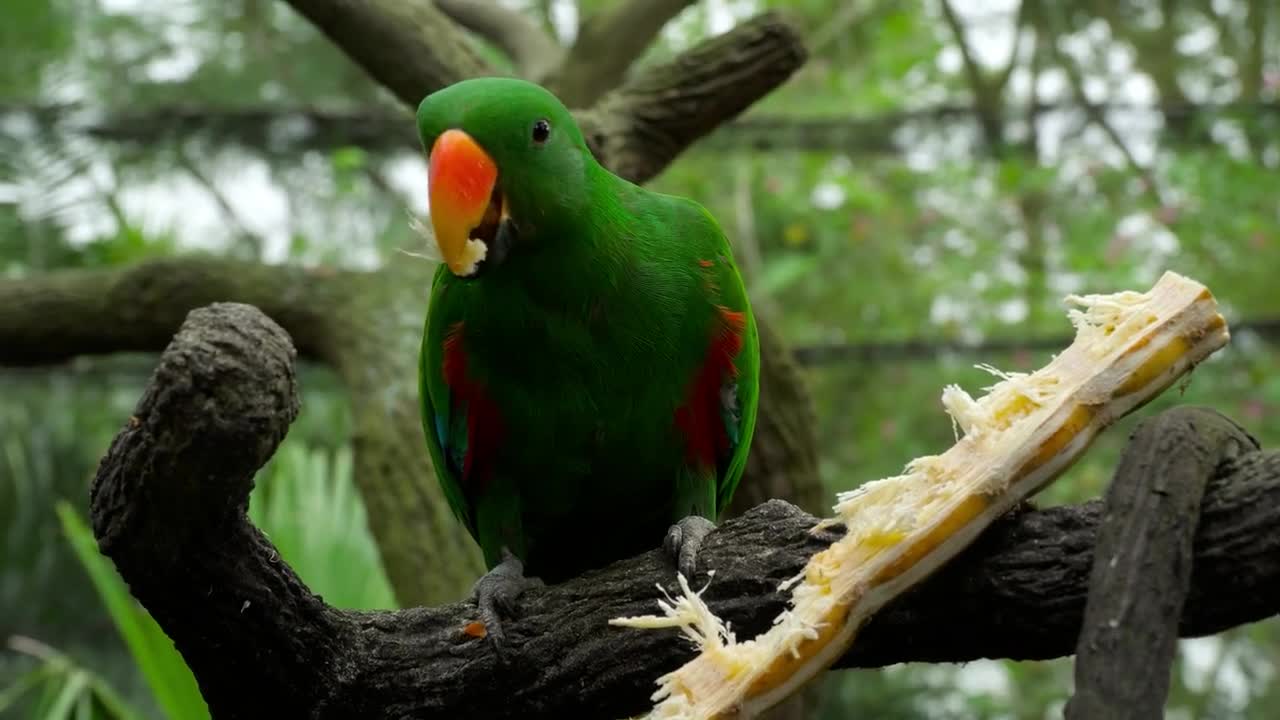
2,0,1278,717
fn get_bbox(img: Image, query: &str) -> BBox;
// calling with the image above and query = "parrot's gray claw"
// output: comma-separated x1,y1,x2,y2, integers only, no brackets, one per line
664,515,716,581
470,548,543,661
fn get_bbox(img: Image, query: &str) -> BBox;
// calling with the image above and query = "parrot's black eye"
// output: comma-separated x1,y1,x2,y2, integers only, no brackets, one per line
531,118,551,144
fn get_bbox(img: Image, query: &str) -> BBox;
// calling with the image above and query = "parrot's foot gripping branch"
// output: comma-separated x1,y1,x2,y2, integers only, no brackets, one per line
468,548,544,657
664,515,717,581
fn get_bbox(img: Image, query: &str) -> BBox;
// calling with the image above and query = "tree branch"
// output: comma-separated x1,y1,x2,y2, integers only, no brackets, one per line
940,0,1006,151
549,0,696,107
1066,407,1257,719
17,99,1275,160
0,258,348,366
277,4,807,183
1045,8,1168,207
3,261,1276,370
90,302,1280,719
172,143,265,259
580,10,808,183
283,0,494,106
1241,0,1269,163
434,0,563,80
789,317,1280,365
807,0,894,55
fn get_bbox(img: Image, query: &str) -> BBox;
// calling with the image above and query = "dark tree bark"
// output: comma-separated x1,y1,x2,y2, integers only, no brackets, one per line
1065,407,1259,719
0,4,816,606
434,0,563,80
577,12,807,184
286,0,490,102
547,0,697,106
89,303,1280,720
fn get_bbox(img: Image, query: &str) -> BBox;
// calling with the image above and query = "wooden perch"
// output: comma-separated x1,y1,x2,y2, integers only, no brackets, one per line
88,302,1279,720
1066,406,1259,719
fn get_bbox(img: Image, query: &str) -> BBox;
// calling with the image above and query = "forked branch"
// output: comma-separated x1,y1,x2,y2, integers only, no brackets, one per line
435,0,563,80
284,0,493,104
550,0,697,107
88,303,1280,719
284,0,807,184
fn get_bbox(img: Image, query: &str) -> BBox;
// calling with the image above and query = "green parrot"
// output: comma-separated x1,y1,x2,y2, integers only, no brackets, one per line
414,77,759,644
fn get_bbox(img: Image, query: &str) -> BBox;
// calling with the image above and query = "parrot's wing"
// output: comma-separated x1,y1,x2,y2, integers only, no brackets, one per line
712,261,760,513
418,265,479,539
685,202,762,515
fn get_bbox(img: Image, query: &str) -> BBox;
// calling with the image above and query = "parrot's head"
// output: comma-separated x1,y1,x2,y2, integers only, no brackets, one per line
415,77,594,279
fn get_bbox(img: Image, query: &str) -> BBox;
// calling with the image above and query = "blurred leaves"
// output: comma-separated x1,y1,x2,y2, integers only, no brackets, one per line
0,636,142,720
25,438,398,720
0,0,75,99
249,443,398,611
57,505,210,720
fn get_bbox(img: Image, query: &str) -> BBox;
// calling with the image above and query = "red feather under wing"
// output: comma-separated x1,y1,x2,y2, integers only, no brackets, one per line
675,307,746,471
442,323,503,486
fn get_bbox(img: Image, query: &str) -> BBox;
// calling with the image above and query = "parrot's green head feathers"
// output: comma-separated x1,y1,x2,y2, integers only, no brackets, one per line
415,77,595,278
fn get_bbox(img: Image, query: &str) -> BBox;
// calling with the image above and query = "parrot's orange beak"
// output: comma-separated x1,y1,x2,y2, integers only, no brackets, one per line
428,129,506,277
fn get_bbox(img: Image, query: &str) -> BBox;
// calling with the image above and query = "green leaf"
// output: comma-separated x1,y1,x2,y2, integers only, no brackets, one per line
0,664,55,713
248,443,397,610
331,146,367,172
84,671,145,720
56,503,210,720
74,690,91,720
44,669,88,720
